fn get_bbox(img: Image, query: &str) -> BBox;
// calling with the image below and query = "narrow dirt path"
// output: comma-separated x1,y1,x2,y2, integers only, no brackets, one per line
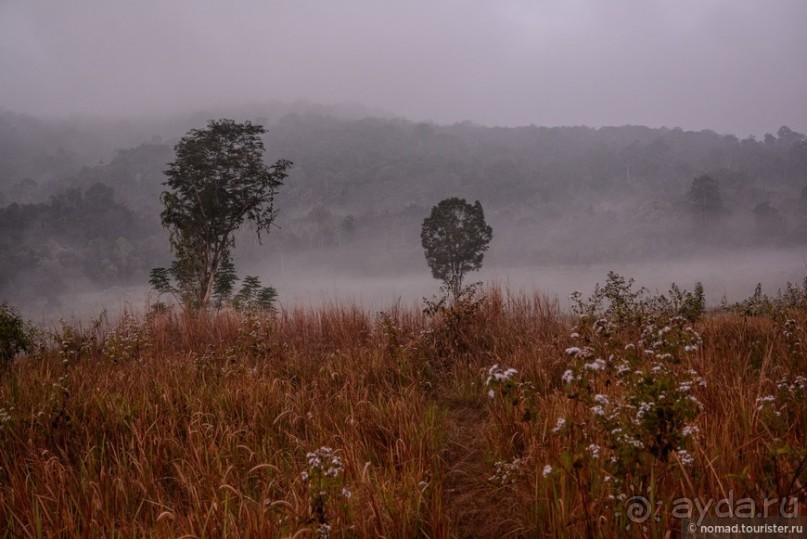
438,393,503,539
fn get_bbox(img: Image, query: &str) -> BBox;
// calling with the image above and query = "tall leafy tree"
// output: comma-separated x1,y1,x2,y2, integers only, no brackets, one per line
150,119,291,309
687,174,723,226
421,197,493,297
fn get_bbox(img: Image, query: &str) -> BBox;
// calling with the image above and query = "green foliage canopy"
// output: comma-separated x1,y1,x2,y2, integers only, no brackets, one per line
150,119,291,309
421,197,493,296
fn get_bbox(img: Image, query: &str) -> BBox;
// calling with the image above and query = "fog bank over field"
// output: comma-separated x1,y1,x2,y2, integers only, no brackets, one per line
19,247,806,327
185,248,807,310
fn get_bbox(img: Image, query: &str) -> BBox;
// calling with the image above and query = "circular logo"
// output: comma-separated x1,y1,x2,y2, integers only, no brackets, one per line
626,496,652,523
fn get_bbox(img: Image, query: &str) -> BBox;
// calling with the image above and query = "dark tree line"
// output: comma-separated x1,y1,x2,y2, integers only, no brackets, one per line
0,183,157,298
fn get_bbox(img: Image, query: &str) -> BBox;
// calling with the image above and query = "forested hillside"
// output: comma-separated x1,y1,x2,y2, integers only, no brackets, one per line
2,108,806,308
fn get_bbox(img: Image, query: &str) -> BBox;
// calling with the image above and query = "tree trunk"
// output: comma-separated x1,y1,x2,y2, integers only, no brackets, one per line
200,255,220,309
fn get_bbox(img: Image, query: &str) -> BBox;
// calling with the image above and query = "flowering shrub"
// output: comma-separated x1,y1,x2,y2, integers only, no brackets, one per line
56,320,94,364
489,457,524,486
484,362,538,487
546,274,709,525
752,373,807,493
724,278,807,317
102,312,149,364
782,318,803,358
755,375,806,424
236,310,273,357
485,364,518,399
570,272,706,332
485,363,536,425
301,447,350,533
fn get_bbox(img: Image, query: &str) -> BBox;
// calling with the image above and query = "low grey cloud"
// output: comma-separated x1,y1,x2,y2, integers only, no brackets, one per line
1,0,805,136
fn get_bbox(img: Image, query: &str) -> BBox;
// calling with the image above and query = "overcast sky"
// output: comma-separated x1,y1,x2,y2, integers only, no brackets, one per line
1,0,805,137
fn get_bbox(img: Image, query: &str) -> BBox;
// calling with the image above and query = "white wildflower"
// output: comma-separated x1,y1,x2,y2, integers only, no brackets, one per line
755,394,776,411
551,417,566,433
486,364,518,386
593,318,609,333
636,401,653,420
677,450,695,466
317,523,332,539
305,447,344,479
542,464,552,477
682,424,699,437
485,363,499,384
490,458,523,485
594,394,609,405
583,358,606,371
562,369,575,384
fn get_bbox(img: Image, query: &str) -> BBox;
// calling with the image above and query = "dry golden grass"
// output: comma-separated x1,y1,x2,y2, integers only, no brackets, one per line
0,287,804,537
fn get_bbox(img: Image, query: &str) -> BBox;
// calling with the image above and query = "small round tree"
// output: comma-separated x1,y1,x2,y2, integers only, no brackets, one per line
421,197,493,297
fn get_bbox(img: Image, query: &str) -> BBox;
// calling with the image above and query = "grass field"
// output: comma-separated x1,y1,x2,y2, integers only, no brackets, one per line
0,278,805,537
